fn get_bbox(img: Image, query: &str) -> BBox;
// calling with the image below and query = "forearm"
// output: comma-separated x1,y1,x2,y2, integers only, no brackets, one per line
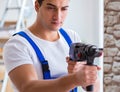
21,74,76,92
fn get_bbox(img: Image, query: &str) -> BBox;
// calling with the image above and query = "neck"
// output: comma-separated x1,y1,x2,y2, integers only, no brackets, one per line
28,23,60,42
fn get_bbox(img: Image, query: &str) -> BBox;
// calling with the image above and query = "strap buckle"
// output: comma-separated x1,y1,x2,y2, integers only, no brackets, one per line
42,60,50,72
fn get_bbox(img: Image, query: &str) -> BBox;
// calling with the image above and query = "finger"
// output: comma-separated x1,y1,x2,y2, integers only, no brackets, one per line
89,75,97,81
94,65,101,70
88,71,97,76
82,61,87,64
86,76,97,85
96,66,101,70
66,57,76,63
66,57,70,62
67,60,77,65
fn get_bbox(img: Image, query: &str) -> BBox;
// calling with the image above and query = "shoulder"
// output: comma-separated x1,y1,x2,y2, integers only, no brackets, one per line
3,30,34,73
61,28,81,42
61,28,76,35
3,30,32,57
4,30,30,49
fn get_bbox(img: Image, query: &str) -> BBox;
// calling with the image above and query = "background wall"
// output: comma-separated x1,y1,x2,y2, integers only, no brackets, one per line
104,0,120,92
63,0,103,46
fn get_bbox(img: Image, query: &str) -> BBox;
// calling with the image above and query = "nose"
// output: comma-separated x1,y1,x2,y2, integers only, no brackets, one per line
53,9,61,21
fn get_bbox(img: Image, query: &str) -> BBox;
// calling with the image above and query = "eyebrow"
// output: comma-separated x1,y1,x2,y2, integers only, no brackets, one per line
46,3,69,8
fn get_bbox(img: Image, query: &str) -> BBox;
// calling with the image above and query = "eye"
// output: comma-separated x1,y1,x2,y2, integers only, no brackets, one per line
47,6,55,10
61,7,68,11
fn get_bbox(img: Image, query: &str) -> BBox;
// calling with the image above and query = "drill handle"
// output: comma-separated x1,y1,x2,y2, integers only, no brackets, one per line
86,57,94,91
87,56,95,65
86,85,93,91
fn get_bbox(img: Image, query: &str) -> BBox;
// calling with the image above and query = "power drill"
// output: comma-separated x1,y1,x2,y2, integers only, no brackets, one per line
69,42,103,91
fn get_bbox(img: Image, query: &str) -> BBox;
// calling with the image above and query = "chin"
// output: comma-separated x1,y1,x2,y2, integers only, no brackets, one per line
49,26,61,31
51,28,59,31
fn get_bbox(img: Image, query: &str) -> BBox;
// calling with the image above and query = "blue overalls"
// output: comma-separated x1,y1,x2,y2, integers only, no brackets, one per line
14,28,77,92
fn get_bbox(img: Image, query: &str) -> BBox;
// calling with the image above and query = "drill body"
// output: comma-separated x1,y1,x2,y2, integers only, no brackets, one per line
69,42,103,91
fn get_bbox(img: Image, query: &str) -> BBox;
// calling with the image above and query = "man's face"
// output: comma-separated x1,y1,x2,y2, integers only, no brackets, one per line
36,0,69,31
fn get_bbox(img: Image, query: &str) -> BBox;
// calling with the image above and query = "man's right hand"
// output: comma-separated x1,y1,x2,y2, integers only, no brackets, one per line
66,56,101,87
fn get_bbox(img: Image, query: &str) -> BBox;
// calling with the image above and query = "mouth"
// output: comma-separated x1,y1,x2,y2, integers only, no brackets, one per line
51,21,62,25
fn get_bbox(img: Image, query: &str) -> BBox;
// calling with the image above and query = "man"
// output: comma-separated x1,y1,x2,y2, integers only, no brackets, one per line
3,0,101,92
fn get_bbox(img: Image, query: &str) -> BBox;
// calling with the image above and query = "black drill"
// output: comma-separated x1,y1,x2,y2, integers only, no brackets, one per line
69,42,103,91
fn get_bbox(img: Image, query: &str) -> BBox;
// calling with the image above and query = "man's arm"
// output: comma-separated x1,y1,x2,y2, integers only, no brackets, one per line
9,62,98,92
9,64,77,92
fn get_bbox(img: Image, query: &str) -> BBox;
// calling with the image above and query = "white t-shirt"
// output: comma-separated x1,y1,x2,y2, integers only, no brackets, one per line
3,28,81,92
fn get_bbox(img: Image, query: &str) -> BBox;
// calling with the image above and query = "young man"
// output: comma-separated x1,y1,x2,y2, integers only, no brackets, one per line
3,0,101,92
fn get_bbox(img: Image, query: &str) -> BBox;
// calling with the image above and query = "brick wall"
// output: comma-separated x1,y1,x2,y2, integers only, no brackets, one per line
104,0,120,92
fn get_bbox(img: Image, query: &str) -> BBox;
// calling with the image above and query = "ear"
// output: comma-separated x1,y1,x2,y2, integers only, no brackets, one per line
35,0,40,11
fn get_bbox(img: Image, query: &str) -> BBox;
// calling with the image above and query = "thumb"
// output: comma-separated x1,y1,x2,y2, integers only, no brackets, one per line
96,65,101,70
66,56,70,63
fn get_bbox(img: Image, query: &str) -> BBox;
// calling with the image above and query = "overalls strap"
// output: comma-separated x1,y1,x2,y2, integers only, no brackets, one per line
13,32,51,79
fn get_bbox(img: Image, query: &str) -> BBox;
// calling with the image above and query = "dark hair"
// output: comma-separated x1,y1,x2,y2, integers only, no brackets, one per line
37,0,44,6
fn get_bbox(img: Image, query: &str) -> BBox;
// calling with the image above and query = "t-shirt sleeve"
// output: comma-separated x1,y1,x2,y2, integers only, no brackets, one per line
3,35,33,74
64,28,81,43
